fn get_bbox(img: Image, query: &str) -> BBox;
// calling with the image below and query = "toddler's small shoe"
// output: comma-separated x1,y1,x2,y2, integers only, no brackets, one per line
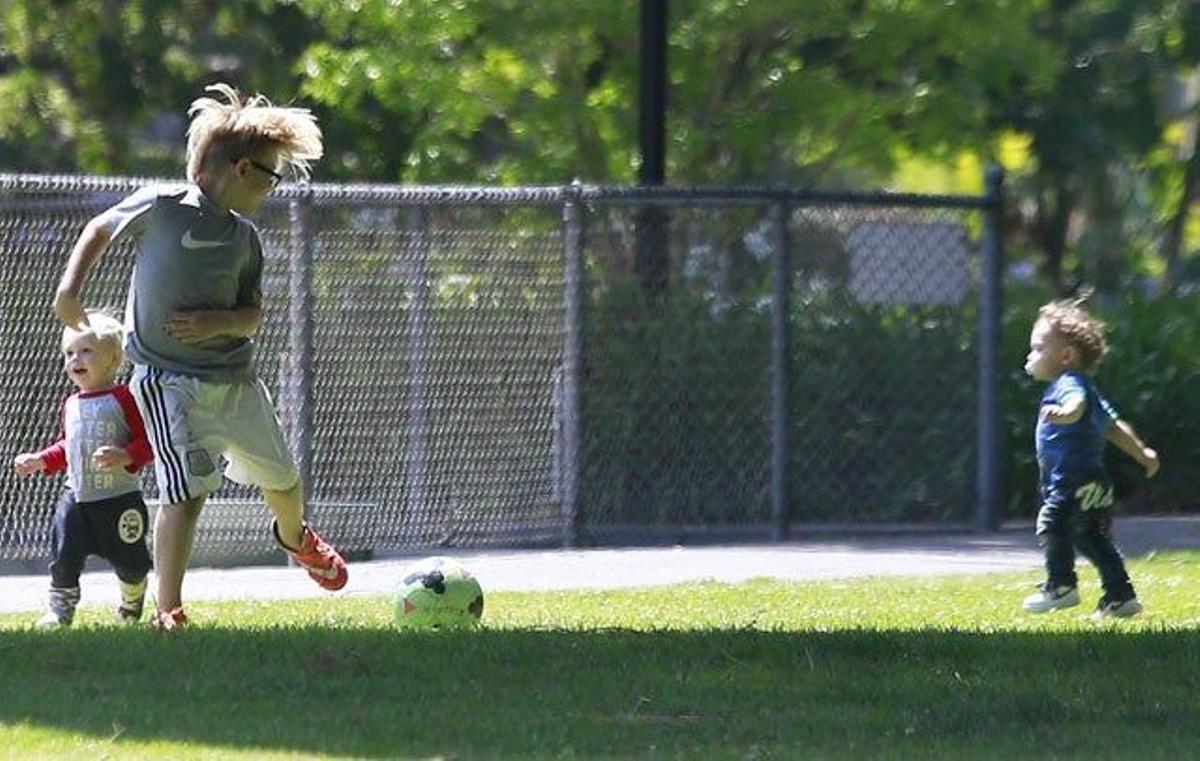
1022,582,1080,613
36,586,80,628
1091,594,1142,621
35,611,71,628
116,578,147,624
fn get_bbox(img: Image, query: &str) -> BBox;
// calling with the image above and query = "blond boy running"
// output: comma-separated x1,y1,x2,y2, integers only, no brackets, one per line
53,83,347,630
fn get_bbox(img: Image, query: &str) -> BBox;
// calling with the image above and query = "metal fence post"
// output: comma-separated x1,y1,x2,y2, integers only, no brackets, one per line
405,206,431,528
770,199,792,541
287,190,315,506
977,166,1006,531
560,186,585,547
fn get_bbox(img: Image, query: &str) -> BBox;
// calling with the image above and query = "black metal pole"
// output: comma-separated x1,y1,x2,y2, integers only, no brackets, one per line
977,165,1006,531
769,201,792,541
636,0,668,295
639,0,666,186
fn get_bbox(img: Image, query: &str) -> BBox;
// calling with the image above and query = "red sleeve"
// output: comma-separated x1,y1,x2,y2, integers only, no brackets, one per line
35,396,70,474
37,442,67,474
113,385,153,472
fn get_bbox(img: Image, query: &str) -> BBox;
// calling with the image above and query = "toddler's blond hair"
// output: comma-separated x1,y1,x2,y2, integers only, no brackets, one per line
1037,299,1108,373
62,310,124,355
186,83,323,183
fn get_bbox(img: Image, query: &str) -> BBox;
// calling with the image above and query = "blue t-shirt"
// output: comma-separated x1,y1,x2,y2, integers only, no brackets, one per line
1036,371,1119,505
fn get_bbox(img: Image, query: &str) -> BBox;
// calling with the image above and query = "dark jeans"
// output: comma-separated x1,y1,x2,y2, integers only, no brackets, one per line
48,490,152,589
1036,496,1134,600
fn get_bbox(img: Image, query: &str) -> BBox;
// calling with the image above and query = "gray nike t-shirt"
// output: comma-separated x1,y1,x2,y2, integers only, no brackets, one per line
98,184,264,381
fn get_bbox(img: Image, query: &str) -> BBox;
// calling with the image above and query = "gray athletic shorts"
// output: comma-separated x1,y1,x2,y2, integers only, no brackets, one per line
130,365,300,504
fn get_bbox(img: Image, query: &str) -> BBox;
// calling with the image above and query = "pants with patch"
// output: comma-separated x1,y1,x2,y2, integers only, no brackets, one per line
48,490,152,589
1036,482,1133,599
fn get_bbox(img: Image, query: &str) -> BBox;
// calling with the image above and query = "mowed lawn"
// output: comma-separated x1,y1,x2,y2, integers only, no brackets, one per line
2,552,1200,759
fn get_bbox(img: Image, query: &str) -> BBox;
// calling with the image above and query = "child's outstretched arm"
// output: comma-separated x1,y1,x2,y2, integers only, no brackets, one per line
13,439,66,477
1107,419,1160,477
54,217,113,328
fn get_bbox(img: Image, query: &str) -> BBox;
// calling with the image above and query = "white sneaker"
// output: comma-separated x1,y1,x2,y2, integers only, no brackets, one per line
36,586,79,628
35,611,70,628
1022,583,1080,613
1091,595,1142,621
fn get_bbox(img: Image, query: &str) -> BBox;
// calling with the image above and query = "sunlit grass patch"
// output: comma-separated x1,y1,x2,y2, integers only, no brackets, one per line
1,552,1198,759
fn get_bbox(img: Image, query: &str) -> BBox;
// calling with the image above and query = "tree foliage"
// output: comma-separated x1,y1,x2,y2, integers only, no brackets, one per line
0,0,320,174
991,0,1200,292
0,0,1197,288
290,0,1055,185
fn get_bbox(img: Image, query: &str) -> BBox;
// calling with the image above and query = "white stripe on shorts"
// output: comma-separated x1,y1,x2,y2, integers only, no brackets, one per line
137,367,190,505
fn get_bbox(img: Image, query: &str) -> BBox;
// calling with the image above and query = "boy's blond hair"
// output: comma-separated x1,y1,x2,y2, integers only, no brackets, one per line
186,83,323,184
1037,298,1108,373
62,309,124,354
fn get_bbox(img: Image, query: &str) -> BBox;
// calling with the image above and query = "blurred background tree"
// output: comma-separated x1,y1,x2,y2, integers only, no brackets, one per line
0,0,318,174
3,0,1195,294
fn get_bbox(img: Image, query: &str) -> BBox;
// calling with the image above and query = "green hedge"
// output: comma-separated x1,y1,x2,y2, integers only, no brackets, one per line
580,280,976,527
579,280,772,527
580,280,1200,529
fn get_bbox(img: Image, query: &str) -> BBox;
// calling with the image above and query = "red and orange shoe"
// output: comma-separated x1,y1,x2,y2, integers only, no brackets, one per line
150,607,188,632
274,522,348,591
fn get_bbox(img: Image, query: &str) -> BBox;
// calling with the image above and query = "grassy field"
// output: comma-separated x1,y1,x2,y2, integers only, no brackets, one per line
3,552,1200,759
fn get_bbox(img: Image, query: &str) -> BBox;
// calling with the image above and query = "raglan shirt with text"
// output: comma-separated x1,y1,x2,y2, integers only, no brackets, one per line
97,184,265,381
1035,370,1119,506
35,386,153,503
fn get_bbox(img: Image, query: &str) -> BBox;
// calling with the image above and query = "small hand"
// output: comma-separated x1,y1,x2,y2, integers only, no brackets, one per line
1041,405,1073,424
165,311,225,344
1141,448,1160,478
92,445,133,471
13,453,45,476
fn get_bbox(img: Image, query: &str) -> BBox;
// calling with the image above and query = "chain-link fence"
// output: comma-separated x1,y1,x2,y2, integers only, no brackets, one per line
0,174,1002,564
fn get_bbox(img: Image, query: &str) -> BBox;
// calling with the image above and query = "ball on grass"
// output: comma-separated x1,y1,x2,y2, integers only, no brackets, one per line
394,556,484,629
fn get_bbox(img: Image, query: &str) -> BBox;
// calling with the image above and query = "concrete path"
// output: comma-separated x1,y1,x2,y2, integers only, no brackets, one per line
3,517,1197,614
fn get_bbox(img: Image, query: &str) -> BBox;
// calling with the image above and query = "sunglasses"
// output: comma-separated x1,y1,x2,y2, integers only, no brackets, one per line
238,158,284,188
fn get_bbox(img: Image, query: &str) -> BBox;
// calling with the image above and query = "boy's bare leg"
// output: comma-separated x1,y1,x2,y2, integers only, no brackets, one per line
263,482,304,548
154,496,205,611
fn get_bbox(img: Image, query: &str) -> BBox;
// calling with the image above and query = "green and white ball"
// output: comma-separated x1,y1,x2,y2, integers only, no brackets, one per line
394,556,484,629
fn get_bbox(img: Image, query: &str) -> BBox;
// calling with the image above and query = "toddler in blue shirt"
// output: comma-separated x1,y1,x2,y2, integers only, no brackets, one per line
1022,299,1159,619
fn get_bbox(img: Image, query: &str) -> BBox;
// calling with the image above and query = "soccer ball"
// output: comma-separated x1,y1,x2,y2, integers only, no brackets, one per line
394,556,484,629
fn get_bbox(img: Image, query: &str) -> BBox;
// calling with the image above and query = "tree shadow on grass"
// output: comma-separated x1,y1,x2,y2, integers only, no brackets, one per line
2,625,1200,758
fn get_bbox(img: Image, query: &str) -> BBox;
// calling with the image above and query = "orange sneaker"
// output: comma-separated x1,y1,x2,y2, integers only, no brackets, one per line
150,607,188,631
274,522,348,591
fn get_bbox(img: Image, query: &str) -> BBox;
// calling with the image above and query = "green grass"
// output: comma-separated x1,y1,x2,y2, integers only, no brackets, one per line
4,552,1200,759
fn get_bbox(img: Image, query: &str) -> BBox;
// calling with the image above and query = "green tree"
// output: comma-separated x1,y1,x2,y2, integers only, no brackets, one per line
292,0,638,183
293,0,1052,185
0,0,320,175
988,1,1195,293
2,0,1196,294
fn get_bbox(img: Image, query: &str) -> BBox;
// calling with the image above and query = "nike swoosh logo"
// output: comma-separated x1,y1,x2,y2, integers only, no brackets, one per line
181,230,227,249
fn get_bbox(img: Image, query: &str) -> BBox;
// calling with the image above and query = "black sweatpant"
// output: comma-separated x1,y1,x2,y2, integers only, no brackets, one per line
1036,496,1133,600
48,490,152,589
